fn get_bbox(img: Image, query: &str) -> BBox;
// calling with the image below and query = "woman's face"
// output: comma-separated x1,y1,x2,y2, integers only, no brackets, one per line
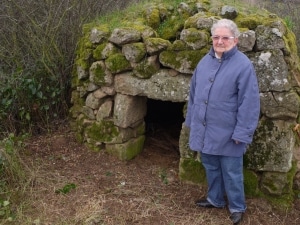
211,27,238,57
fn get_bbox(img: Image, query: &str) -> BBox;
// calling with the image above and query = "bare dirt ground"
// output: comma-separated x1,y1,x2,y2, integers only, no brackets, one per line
16,121,300,225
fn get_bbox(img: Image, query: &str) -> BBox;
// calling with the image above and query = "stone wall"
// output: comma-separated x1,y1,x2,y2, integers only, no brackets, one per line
70,0,300,200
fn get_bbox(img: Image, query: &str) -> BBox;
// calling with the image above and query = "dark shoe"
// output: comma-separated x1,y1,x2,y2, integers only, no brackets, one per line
195,199,223,208
230,212,243,225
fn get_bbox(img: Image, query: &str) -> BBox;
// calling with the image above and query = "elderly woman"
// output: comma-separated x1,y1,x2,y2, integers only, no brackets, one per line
185,19,260,225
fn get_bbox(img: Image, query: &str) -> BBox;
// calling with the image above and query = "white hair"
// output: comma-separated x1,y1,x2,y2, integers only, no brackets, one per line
211,19,240,37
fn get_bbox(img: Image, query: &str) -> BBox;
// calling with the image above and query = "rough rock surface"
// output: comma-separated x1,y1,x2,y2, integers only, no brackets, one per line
70,0,300,199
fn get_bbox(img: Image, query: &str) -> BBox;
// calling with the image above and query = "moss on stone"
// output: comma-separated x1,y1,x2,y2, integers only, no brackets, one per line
73,115,86,143
71,75,80,89
86,142,102,152
136,122,146,135
184,28,205,43
179,158,206,184
244,118,275,169
133,60,159,79
169,40,190,51
262,162,296,211
131,24,158,38
125,42,147,63
288,160,298,190
86,120,119,143
149,36,171,45
244,169,261,197
235,14,264,30
282,28,300,87
90,62,106,85
74,34,94,73
265,194,294,211
105,53,131,74
183,14,199,29
106,135,145,160
249,119,292,169
75,23,111,74
261,166,296,196
160,48,209,72
82,23,110,35
75,132,85,144
69,104,83,119
144,6,161,30
254,167,297,212
92,43,107,60
256,172,295,211
157,13,186,40
283,27,298,57
201,0,211,6
93,24,111,36
75,55,91,72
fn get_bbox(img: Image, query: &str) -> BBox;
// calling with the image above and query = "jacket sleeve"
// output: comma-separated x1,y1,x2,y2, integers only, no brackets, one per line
232,64,260,144
185,69,197,128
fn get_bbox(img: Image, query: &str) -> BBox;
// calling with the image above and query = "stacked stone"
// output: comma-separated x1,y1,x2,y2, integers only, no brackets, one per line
70,1,300,198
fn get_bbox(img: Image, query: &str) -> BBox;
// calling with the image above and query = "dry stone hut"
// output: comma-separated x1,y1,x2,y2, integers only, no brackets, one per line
69,0,300,203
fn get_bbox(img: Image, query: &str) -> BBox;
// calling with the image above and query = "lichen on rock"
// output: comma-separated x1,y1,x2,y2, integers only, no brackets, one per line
70,0,300,206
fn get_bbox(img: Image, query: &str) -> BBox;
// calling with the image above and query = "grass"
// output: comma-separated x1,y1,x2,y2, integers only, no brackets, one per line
0,134,29,223
92,0,187,30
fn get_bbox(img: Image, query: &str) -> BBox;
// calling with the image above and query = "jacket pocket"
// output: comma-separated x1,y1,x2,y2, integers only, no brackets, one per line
206,101,237,127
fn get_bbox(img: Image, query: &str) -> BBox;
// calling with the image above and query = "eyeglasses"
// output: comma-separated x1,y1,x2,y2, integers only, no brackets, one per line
211,36,235,42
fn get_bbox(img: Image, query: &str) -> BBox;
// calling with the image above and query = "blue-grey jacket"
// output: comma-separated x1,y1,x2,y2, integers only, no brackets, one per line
185,46,260,157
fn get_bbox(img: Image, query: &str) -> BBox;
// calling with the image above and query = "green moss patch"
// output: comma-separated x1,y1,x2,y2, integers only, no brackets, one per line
86,120,119,143
179,158,206,184
105,53,131,74
106,135,145,160
159,49,208,72
244,169,260,197
158,14,186,40
90,62,106,85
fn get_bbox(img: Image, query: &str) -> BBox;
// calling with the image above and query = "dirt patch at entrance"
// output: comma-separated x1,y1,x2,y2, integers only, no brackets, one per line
18,121,300,224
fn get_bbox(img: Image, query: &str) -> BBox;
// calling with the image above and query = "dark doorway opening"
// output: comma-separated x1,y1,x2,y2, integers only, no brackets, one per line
144,99,185,157
145,99,185,138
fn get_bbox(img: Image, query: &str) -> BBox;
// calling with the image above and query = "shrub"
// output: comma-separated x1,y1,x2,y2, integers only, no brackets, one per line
0,0,140,136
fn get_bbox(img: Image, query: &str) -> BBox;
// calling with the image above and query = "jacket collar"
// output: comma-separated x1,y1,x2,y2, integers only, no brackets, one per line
209,46,238,60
